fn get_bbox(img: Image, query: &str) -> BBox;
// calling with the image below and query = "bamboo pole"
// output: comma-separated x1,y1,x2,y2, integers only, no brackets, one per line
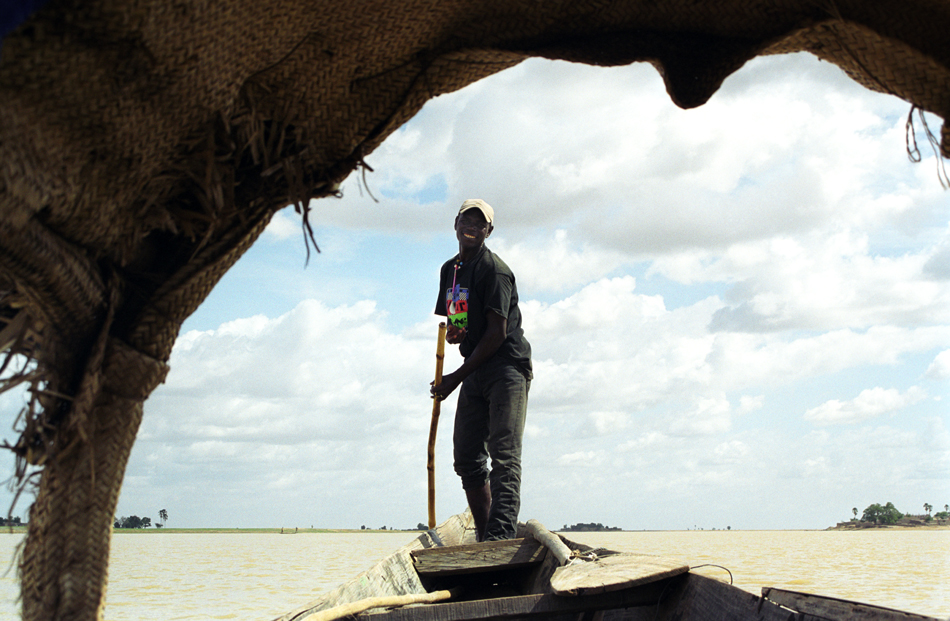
427,322,447,529
306,588,459,621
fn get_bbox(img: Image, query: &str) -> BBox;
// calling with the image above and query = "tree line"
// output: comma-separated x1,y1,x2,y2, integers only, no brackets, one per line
850,502,949,525
114,509,169,529
560,522,622,532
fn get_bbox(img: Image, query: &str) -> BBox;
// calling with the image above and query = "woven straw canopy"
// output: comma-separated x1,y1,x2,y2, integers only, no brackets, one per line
1,1,948,619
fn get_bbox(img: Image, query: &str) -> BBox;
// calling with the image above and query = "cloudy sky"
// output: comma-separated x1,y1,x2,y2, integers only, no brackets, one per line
5,52,949,531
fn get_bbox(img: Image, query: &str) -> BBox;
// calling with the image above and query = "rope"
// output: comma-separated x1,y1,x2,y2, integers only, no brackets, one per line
906,106,950,188
690,564,735,584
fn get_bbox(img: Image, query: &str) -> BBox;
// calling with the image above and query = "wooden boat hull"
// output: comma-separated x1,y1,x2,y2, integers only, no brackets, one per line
275,514,941,621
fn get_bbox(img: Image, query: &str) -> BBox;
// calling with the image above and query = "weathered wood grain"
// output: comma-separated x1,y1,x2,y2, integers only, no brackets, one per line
359,579,671,621
551,553,689,596
763,587,942,621
412,538,545,577
646,573,820,621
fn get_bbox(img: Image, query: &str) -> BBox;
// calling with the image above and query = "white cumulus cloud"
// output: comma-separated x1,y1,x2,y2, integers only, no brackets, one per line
804,386,927,425
925,349,950,380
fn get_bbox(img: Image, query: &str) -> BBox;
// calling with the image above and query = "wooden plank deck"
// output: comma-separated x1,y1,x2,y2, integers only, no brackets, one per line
550,553,689,596
411,539,546,577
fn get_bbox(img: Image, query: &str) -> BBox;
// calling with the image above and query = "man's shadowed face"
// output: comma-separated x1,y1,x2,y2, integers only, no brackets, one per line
455,210,492,253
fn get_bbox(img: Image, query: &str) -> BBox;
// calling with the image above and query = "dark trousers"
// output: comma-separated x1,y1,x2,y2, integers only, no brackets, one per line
453,357,530,540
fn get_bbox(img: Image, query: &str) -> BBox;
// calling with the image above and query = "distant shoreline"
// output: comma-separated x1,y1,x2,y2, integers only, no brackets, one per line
0,526,416,535
828,522,950,531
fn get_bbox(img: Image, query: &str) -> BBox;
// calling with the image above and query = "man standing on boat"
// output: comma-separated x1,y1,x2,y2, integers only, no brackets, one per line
430,199,532,542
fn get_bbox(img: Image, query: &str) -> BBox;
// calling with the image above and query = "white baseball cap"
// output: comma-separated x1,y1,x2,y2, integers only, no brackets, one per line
458,199,494,225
